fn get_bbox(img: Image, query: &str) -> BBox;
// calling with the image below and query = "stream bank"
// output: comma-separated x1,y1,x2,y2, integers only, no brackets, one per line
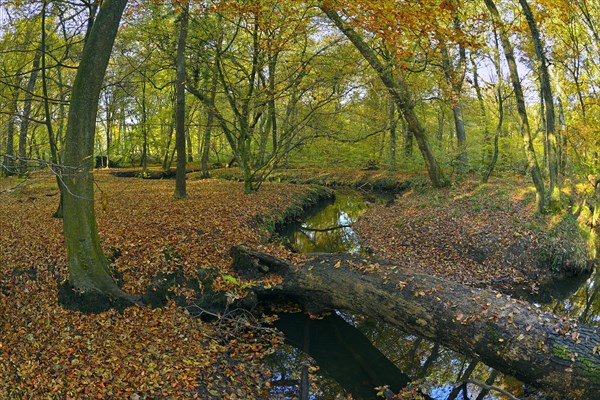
261,180,599,399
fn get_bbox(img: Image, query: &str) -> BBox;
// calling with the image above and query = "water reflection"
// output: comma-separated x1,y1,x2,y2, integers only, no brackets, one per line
280,190,391,254
533,269,600,324
266,311,523,400
268,312,411,399
270,190,528,399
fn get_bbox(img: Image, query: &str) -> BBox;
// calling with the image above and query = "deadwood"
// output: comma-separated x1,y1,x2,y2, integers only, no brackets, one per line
231,246,600,399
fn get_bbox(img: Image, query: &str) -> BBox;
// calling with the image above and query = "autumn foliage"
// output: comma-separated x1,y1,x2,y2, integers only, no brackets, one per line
0,172,311,398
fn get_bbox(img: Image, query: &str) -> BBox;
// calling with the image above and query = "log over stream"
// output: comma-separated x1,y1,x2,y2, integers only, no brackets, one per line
231,246,600,399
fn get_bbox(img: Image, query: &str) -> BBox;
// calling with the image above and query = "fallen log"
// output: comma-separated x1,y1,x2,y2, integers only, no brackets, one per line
231,246,600,399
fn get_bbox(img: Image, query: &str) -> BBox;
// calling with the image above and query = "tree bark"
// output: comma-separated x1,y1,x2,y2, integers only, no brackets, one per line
519,0,561,211
41,1,64,218
482,32,503,184
484,0,546,213
174,4,189,199
18,45,42,175
62,0,137,301
388,99,397,171
3,75,20,176
201,58,219,178
232,246,600,399
441,44,468,172
140,78,148,171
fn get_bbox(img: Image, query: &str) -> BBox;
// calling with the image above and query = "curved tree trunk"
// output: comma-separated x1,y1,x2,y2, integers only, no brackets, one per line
232,246,600,399
62,0,136,301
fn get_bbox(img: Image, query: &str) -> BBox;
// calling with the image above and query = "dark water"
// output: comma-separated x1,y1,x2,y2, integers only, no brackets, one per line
532,268,600,324
268,191,524,400
279,190,392,254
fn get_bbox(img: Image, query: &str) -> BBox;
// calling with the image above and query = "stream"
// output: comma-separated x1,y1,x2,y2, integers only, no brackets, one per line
266,189,600,399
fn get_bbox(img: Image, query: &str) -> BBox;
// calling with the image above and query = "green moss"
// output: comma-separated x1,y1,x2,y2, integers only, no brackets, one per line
552,343,568,358
485,323,501,341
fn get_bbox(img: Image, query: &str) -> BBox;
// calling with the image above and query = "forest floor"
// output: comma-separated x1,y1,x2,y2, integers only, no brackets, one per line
354,176,593,296
0,169,592,399
0,171,310,399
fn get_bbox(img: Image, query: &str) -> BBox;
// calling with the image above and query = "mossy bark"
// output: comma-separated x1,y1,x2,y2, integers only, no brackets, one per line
62,0,136,302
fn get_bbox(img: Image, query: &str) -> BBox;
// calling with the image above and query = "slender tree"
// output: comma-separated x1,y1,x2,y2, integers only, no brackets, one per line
483,0,546,213
519,0,561,211
321,5,448,187
174,4,189,199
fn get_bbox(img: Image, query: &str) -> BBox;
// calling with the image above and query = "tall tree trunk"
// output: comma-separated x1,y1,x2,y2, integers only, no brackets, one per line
556,79,568,174
140,78,148,171
62,0,137,301
3,76,20,176
41,1,64,218
482,32,503,184
201,60,218,178
321,6,448,188
268,52,278,157
441,44,468,172
174,4,189,199
389,99,397,171
185,130,193,162
471,56,490,168
519,0,560,211
484,0,546,213
18,45,42,175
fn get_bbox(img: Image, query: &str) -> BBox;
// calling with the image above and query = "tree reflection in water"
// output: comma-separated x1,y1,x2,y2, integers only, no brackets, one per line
270,191,525,399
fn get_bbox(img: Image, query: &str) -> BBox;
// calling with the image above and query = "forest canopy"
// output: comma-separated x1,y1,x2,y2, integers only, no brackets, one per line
2,0,598,192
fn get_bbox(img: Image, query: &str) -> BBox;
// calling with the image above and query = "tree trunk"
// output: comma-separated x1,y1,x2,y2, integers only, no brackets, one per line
62,0,137,301
3,76,20,176
441,44,468,172
321,6,448,188
41,1,64,218
482,32,503,184
18,45,42,176
519,0,560,211
268,52,278,158
388,99,397,171
232,246,600,399
174,5,189,199
201,59,219,178
140,78,148,171
484,0,546,213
